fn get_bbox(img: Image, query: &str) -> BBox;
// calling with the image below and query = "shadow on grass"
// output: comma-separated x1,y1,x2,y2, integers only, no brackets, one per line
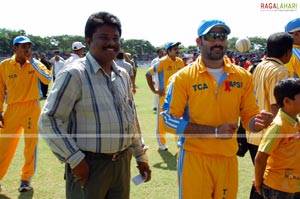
152,150,177,171
18,189,34,199
0,194,11,199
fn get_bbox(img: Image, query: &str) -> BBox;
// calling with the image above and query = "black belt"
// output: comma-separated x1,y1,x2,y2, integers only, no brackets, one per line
82,148,128,161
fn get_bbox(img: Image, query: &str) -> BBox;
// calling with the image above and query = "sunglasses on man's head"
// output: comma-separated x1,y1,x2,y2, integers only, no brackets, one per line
202,32,227,42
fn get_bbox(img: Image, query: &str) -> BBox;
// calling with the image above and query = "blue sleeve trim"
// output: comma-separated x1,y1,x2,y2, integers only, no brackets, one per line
145,69,151,76
177,120,188,136
249,118,256,132
30,59,52,81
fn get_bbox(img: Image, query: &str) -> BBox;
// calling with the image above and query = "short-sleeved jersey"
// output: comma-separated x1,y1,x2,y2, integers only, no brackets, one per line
146,55,184,92
161,56,260,157
247,58,290,145
285,45,300,78
0,55,52,112
258,109,300,193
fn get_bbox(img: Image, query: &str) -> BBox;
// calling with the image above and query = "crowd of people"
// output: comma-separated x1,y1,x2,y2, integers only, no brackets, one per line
0,10,299,199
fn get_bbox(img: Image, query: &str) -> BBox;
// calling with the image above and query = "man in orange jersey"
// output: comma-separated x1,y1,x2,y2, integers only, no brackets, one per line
161,19,273,199
284,18,300,78
0,36,52,192
145,42,184,151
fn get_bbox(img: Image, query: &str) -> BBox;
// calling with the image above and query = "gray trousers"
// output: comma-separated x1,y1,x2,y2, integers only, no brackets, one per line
65,149,132,199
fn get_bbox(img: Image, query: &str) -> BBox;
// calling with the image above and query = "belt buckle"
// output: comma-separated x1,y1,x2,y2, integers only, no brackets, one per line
111,153,119,161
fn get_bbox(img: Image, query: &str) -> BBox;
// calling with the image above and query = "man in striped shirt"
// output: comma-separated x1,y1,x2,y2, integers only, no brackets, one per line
39,11,151,199
246,32,293,199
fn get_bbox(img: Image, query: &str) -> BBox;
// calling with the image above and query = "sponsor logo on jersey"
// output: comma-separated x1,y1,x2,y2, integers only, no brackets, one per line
28,70,35,74
192,83,208,91
8,74,17,78
225,81,242,91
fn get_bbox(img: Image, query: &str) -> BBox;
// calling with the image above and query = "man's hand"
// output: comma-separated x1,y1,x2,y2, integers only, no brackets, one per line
155,89,164,97
216,123,239,139
136,161,151,182
253,179,262,195
132,86,136,94
0,114,4,128
71,158,89,189
253,110,274,132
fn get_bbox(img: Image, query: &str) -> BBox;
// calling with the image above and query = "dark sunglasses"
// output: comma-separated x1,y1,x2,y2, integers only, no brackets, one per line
202,32,227,42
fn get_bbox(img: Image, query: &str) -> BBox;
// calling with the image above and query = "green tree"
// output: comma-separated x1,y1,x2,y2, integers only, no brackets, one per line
121,39,155,55
249,36,267,52
0,28,268,58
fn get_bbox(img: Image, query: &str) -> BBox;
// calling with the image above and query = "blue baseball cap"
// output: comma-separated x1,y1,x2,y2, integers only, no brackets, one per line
285,18,300,33
197,19,231,37
165,42,181,50
13,36,32,46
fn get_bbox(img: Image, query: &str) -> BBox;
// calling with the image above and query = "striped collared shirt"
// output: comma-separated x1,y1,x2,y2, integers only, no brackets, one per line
39,52,147,168
247,57,289,145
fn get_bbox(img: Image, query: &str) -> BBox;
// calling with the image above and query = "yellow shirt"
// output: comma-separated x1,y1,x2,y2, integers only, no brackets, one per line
0,55,52,112
285,44,300,78
259,109,300,193
247,58,290,145
161,56,260,157
146,55,184,92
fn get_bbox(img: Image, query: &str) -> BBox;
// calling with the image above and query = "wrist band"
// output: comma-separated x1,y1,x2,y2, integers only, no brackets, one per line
215,127,218,138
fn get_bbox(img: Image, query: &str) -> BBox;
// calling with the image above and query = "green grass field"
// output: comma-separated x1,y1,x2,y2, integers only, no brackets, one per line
0,68,253,199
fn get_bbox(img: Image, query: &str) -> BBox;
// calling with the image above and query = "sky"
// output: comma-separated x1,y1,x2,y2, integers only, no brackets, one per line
0,0,298,47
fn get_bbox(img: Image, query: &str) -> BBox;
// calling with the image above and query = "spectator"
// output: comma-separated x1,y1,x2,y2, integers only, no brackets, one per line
64,41,86,67
53,53,65,81
132,54,138,86
246,32,293,199
182,55,189,66
150,48,164,112
40,52,52,99
49,50,64,66
115,51,136,93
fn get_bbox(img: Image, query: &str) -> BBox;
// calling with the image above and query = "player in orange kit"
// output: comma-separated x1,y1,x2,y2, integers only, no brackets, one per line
161,19,273,199
145,42,184,151
0,36,52,192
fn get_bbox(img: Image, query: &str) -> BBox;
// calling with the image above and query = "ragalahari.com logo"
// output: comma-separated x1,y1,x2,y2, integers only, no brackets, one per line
260,2,297,11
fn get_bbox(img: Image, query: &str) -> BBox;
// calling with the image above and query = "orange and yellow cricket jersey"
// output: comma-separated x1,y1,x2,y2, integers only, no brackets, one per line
161,56,260,157
146,55,184,94
285,45,300,78
259,109,300,193
0,55,52,110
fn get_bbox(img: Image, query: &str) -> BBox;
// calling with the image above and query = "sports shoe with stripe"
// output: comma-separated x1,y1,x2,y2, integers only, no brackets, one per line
159,144,168,151
19,180,32,192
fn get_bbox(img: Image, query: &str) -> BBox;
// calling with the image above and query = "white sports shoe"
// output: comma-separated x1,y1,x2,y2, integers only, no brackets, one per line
159,144,168,151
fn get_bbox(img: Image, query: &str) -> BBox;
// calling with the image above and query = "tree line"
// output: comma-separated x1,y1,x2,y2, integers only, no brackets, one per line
0,28,267,57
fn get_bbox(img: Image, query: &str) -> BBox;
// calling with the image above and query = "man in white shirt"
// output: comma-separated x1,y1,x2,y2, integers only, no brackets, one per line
64,41,85,66
53,55,65,81
49,50,64,66
115,52,136,93
150,48,164,112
